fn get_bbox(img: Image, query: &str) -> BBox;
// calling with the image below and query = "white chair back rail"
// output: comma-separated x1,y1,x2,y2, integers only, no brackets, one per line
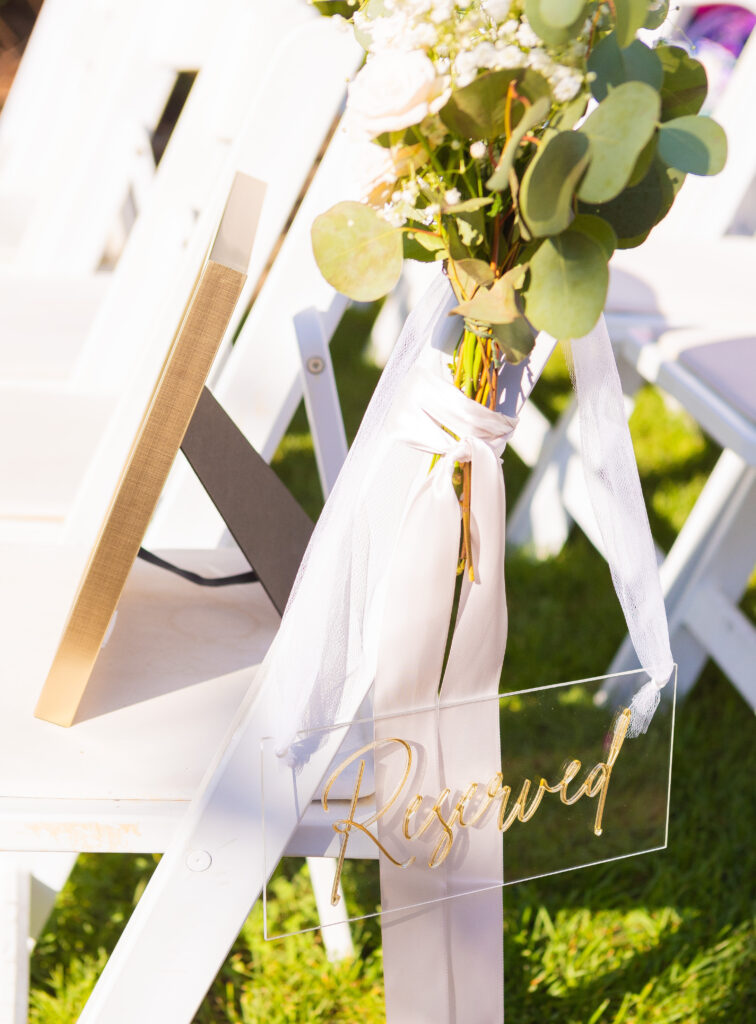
1,0,220,272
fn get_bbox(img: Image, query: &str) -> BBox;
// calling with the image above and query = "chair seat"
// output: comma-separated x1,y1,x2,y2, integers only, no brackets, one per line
618,329,756,466
679,336,756,425
0,388,112,525
0,272,109,380
607,237,756,327
0,547,279,848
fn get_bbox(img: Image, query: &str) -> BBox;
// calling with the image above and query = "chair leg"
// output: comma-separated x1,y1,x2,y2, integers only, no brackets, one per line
77,684,359,1023
307,857,354,962
0,858,31,1024
27,852,79,943
506,401,578,557
606,451,756,706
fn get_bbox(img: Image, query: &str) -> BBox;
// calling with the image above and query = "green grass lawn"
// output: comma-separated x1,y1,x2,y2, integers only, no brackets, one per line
29,307,755,1023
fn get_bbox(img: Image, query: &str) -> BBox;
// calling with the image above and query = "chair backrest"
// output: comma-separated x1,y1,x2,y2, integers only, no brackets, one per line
69,0,359,393
0,0,233,271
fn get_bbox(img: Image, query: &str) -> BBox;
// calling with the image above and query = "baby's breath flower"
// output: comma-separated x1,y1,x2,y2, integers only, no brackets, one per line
494,44,525,69
483,0,512,21
470,140,487,159
516,20,541,48
444,187,462,205
380,204,407,227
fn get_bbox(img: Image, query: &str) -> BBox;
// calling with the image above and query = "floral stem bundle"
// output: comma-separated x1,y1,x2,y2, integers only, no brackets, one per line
312,0,725,578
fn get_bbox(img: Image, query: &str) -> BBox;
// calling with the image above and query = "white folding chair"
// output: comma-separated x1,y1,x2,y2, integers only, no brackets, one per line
0,5,362,1014
0,0,230,274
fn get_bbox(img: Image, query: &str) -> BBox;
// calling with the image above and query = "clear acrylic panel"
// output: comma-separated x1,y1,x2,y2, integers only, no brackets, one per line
261,667,676,940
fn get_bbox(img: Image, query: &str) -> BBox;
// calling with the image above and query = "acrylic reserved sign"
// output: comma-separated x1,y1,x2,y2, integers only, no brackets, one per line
261,668,676,940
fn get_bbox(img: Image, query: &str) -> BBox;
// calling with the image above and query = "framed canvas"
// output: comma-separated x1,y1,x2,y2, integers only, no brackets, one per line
31,173,266,726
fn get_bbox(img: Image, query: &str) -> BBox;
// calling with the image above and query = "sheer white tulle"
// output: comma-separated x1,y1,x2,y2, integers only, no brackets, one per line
569,317,673,737
266,273,672,762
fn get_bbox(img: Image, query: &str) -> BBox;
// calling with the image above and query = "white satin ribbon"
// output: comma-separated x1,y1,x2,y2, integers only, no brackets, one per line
374,362,516,1024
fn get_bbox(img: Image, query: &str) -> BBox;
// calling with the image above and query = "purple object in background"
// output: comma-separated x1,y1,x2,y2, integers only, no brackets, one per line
682,5,755,112
688,5,756,57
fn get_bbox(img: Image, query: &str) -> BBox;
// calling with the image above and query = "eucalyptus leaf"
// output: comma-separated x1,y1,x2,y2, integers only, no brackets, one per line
579,156,682,242
524,230,609,339
455,210,486,248
658,115,727,175
403,231,446,263
578,82,660,203
540,0,583,28
521,131,590,236
644,0,669,29
553,92,589,130
587,34,663,102
445,196,494,213
453,258,495,291
311,201,402,301
487,95,551,192
450,268,525,324
616,227,650,249
493,317,537,364
440,68,549,141
569,213,617,259
614,0,647,47
657,46,708,120
628,135,657,187
524,0,586,45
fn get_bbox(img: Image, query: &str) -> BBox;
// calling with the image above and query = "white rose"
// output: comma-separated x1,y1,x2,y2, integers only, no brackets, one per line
346,51,450,137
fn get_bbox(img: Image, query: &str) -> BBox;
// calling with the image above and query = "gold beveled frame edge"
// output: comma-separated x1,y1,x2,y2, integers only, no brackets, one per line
34,174,266,727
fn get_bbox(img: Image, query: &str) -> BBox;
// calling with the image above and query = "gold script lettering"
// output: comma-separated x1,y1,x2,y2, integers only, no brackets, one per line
320,708,633,900
322,738,416,905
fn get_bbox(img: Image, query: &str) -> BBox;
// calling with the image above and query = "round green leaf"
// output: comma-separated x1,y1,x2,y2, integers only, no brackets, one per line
493,317,537,364
569,213,617,259
540,0,583,29
616,227,650,249
311,201,402,301
524,0,586,45
644,0,670,29
627,135,657,187
657,46,708,121
524,230,609,339
521,131,590,236
403,230,446,263
614,0,647,48
579,156,683,242
587,34,663,102
440,68,549,141
578,82,660,203
658,115,727,175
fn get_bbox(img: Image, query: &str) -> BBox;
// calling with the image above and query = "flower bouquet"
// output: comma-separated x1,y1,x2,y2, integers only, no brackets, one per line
312,0,725,576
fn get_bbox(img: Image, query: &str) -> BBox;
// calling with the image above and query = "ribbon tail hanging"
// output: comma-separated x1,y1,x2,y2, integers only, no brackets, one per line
569,316,674,736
